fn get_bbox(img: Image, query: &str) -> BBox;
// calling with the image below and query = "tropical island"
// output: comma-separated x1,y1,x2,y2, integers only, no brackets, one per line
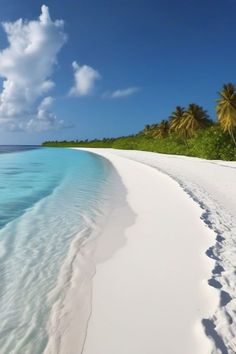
1,2,236,353
43,83,236,161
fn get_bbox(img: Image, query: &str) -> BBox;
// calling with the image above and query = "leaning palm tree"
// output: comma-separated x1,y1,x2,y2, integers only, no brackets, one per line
155,120,169,138
216,83,236,146
169,106,185,132
143,124,159,137
143,124,150,135
180,104,209,138
169,106,189,145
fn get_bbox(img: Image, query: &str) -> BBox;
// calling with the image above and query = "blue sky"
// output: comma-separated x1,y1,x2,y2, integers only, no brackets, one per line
0,0,235,144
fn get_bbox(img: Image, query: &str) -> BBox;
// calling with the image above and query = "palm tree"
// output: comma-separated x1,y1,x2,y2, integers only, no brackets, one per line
169,106,189,146
143,124,159,137
216,83,236,146
181,104,209,138
143,124,150,135
155,120,169,138
169,106,185,132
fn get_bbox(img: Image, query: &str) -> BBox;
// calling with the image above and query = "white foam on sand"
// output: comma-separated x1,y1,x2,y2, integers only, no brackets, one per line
43,155,134,354
75,148,221,354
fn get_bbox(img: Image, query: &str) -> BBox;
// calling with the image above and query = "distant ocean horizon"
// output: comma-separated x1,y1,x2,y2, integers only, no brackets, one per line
0,145,40,154
0,146,115,353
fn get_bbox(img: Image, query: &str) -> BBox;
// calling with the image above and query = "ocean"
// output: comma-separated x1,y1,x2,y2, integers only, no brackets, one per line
0,146,114,353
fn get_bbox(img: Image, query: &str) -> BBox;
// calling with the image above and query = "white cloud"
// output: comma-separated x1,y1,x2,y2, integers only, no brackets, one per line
26,96,64,132
0,5,66,131
69,61,101,97
5,97,66,132
103,87,140,99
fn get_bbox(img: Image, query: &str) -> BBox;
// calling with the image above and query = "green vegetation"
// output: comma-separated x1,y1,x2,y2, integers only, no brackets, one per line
216,83,236,146
43,84,236,161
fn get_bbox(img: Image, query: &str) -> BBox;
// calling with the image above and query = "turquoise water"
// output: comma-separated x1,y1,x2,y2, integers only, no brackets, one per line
0,147,114,353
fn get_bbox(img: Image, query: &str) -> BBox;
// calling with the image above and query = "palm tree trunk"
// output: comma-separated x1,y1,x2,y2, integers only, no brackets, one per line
229,128,236,147
183,130,189,148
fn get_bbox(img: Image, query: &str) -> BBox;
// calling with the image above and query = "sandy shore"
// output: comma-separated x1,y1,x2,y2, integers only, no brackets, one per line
73,148,220,354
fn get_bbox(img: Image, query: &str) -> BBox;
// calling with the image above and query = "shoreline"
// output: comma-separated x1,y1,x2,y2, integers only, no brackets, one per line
74,148,218,354
44,152,134,354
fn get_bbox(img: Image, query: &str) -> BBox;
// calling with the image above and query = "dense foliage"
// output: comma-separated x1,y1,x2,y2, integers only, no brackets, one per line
43,84,236,161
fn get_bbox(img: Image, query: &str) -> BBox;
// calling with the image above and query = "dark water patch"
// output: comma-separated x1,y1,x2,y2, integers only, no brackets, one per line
30,162,44,166
220,291,232,307
0,187,60,230
208,278,222,289
0,146,40,154
212,264,224,275
202,319,229,354
1,171,24,176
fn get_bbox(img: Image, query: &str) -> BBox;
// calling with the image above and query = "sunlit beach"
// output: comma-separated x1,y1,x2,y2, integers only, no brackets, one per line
0,2,236,354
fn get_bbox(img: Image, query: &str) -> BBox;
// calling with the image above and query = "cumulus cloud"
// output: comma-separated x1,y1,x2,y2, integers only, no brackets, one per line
0,5,66,131
6,96,65,132
69,61,101,97
103,87,140,99
26,97,65,132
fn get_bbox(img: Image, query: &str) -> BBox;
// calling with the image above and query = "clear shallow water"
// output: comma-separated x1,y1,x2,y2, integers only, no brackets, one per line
0,147,114,353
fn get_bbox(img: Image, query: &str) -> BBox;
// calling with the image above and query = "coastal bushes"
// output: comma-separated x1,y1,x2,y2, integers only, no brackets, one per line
43,127,236,160
187,126,236,160
43,83,236,161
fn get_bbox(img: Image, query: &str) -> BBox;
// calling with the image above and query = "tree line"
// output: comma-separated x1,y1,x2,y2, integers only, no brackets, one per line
143,83,236,146
43,83,236,160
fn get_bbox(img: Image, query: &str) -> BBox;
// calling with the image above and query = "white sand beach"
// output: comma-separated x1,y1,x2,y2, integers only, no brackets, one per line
71,148,235,354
